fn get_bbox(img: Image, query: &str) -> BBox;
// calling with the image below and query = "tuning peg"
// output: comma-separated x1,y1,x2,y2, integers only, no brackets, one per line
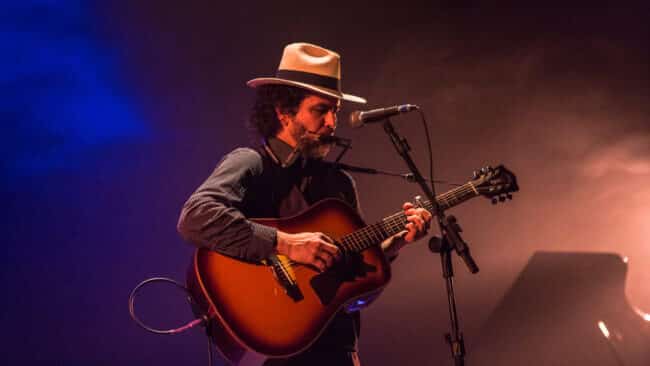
499,195,506,202
506,193,513,200
491,197,498,205
472,170,480,179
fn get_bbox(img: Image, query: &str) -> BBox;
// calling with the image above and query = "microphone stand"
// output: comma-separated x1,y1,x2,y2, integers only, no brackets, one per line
381,118,479,366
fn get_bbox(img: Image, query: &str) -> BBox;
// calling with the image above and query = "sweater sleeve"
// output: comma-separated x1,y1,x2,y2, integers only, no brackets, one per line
177,148,277,261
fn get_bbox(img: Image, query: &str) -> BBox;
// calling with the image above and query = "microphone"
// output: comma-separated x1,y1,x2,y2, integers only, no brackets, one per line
349,104,419,128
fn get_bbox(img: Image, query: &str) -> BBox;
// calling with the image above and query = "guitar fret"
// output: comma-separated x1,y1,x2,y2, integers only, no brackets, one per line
347,236,357,251
385,215,401,237
362,234,371,250
350,237,359,251
354,229,364,250
370,225,380,242
364,227,374,244
381,218,393,237
344,235,355,252
342,237,351,252
361,227,372,247
353,230,363,249
351,237,359,251
353,231,363,250
371,224,384,243
361,232,371,250
392,214,400,235
340,237,348,252
363,227,373,247
344,235,351,251
376,222,384,237
390,218,399,234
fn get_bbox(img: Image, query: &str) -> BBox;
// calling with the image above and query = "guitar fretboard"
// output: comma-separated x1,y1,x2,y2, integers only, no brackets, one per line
338,182,479,253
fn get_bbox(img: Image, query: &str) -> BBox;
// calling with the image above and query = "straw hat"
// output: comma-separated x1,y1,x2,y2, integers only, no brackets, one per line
247,42,366,104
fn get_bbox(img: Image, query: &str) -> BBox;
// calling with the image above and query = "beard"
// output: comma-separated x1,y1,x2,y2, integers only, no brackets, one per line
289,121,333,159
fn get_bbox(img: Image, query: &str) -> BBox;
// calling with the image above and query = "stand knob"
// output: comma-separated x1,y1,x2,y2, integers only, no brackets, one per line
428,236,444,253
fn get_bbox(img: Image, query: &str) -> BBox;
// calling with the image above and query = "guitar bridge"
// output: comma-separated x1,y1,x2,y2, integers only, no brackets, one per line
267,255,304,302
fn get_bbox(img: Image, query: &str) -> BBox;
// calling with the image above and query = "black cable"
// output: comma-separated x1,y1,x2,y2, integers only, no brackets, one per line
128,277,206,334
328,161,462,186
207,331,213,366
417,109,438,201
128,277,213,366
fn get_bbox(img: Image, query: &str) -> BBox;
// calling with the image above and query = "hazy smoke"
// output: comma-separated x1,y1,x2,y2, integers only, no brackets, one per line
584,134,650,177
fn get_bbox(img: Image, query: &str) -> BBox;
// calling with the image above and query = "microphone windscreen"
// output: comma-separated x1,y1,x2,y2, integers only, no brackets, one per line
349,111,363,128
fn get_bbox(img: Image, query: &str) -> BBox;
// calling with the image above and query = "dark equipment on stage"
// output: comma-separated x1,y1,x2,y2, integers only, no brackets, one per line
470,252,650,366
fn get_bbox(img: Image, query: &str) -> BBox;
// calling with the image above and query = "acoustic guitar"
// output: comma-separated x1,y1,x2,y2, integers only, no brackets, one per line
186,165,518,366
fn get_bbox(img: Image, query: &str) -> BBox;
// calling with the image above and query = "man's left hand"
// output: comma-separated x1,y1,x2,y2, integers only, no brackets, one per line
381,202,432,259
401,201,432,243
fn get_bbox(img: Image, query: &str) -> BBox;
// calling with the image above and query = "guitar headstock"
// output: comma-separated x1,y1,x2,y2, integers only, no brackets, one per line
470,165,519,204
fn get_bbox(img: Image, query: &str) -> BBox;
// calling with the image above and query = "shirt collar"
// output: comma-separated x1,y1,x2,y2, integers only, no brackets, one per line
264,137,305,168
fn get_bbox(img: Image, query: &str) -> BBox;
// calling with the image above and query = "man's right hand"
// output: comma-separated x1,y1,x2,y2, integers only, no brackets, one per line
275,231,342,272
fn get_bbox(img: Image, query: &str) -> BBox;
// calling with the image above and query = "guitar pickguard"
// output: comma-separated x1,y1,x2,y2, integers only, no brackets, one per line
309,252,377,306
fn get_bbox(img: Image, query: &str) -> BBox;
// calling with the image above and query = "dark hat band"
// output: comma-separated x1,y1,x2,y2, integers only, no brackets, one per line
276,69,341,92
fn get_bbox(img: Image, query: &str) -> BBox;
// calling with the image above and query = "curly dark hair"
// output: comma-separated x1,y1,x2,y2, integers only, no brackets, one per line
248,84,310,138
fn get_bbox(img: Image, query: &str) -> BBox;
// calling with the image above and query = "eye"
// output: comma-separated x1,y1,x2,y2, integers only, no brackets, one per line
310,103,339,118
312,107,330,116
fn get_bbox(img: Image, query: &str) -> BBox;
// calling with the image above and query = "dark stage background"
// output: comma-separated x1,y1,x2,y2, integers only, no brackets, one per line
2,1,648,365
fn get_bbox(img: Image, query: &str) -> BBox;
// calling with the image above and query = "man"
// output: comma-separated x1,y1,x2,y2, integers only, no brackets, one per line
177,42,432,366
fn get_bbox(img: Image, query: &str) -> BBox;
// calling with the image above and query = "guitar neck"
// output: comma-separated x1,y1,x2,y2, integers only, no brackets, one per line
339,182,479,253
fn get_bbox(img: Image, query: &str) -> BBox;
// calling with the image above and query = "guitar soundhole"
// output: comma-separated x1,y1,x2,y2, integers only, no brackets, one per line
309,253,377,306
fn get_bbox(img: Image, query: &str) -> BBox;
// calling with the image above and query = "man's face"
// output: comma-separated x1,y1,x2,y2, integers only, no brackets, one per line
280,93,340,158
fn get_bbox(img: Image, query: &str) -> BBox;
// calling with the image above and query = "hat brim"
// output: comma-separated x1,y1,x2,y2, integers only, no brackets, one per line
247,77,367,104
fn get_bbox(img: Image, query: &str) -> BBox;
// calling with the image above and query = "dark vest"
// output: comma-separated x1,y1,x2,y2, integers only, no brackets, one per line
241,145,359,219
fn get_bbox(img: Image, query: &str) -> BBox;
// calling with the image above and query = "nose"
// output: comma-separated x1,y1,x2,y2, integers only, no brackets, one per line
324,109,337,130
